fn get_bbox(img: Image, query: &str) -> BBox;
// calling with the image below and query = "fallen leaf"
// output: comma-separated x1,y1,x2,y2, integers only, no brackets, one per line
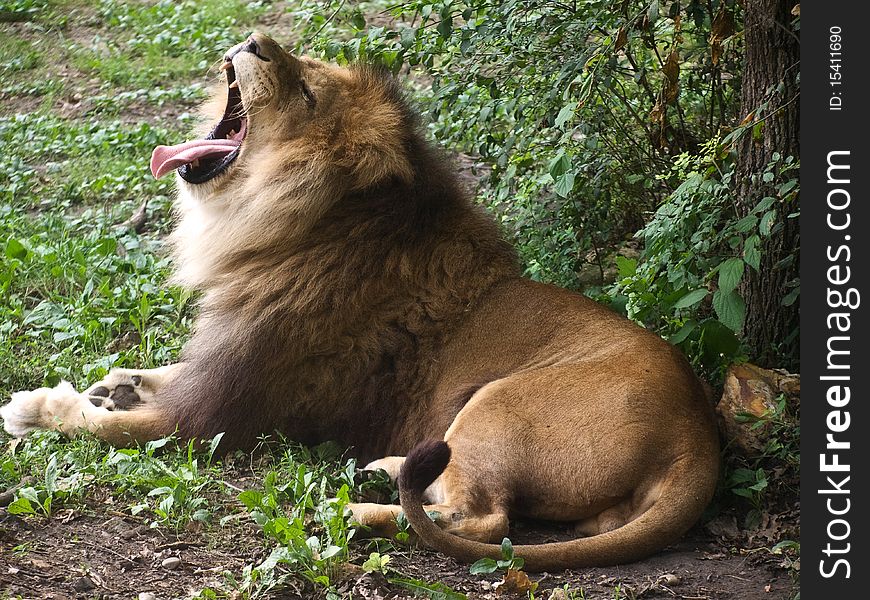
495,569,537,595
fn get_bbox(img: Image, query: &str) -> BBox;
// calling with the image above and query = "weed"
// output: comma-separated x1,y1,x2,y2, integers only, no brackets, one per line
469,537,525,574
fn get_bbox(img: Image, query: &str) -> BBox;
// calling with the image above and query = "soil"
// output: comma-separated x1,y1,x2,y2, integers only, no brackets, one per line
0,478,799,600
0,3,799,599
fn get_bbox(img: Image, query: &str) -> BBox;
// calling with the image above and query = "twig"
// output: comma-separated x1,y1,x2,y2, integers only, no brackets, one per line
80,539,139,566
123,198,149,233
155,540,204,551
313,0,347,38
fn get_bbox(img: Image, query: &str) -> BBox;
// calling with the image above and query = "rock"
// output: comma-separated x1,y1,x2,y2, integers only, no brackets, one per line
660,573,681,586
716,363,799,454
138,593,157,600
120,524,147,539
161,556,181,570
72,576,95,592
547,588,570,600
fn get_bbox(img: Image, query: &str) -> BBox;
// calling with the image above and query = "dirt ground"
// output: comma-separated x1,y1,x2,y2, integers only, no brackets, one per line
0,483,798,600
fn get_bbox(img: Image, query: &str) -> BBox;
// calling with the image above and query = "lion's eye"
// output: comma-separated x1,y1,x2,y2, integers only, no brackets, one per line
300,81,316,108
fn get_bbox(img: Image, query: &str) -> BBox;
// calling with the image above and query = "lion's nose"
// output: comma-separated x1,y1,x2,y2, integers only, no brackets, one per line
225,35,271,63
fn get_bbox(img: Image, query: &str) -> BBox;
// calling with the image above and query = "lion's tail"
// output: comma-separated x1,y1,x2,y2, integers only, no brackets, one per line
398,440,718,571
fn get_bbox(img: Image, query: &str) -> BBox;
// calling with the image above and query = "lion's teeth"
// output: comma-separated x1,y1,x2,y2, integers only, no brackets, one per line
191,159,200,168
220,61,232,71
228,81,239,89
228,129,236,138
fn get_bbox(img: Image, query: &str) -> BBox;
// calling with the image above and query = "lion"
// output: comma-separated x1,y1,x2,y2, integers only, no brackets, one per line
0,33,719,571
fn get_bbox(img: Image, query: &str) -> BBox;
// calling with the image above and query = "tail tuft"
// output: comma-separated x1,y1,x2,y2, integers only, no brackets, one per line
400,440,451,494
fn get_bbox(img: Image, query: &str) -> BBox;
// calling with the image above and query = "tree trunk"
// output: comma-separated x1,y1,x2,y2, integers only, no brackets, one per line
735,0,800,369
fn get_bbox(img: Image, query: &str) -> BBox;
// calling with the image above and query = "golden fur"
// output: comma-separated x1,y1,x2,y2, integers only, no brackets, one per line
1,34,720,570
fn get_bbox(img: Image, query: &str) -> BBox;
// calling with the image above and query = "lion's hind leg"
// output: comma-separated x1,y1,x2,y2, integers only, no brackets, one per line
350,449,509,544
348,501,508,544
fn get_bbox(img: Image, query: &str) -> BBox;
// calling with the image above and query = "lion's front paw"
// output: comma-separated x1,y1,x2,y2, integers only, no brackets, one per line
83,364,182,410
1,381,78,437
85,369,148,410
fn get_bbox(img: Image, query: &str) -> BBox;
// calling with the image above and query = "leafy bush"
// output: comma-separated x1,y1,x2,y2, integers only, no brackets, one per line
289,0,745,292
610,132,798,376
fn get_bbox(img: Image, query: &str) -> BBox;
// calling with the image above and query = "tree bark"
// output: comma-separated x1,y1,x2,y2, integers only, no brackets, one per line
735,0,800,369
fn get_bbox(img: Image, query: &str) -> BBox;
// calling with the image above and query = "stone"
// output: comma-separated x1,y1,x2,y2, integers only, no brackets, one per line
716,363,799,454
72,576,95,592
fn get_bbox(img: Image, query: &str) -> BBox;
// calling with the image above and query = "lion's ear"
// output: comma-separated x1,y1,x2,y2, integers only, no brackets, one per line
347,142,414,189
337,105,414,188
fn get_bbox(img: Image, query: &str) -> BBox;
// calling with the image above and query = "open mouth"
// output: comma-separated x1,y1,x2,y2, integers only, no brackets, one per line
150,62,248,183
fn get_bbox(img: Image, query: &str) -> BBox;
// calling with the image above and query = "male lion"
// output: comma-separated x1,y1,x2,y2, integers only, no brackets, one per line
1,34,719,571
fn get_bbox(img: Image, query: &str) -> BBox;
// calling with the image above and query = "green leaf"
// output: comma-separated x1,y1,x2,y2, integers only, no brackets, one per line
699,319,740,359
762,171,774,183
713,289,746,333
615,255,637,278
437,17,453,40
554,172,575,198
759,210,776,236
19,487,40,503
207,432,225,461
350,11,366,30
320,544,344,560
743,235,761,271
648,0,660,23
778,179,797,196
7,496,35,515
400,27,417,49
324,41,341,59
734,214,758,233
5,238,27,260
554,104,575,129
469,558,499,574
192,509,210,522
44,453,58,496
390,577,468,600
717,258,744,296
501,537,514,559
238,490,263,511
782,285,800,307
752,196,776,214
668,320,698,344
548,152,570,179
674,288,708,309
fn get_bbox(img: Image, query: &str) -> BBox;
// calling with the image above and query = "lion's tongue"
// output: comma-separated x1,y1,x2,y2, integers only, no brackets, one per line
150,139,240,179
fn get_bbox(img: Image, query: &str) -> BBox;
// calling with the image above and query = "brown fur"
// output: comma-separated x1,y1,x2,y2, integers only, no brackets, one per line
1,34,720,570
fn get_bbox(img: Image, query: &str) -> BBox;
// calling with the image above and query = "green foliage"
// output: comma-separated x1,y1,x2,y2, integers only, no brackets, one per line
469,537,523,574
609,133,799,376
288,0,745,291
109,433,227,529
1,430,228,528
233,444,359,593
725,394,800,528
